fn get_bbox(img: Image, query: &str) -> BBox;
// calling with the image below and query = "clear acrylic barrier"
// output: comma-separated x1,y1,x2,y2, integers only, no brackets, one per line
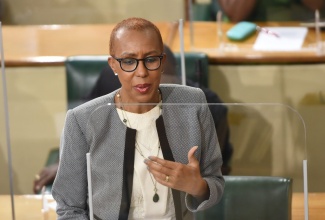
0,22,15,219
82,102,307,220
1,95,312,220
225,103,306,187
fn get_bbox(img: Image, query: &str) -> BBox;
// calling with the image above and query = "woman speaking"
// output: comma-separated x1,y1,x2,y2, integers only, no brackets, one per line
52,17,224,220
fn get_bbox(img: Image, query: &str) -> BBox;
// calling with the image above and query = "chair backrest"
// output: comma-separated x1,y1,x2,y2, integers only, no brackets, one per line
45,148,60,167
196,176,292,220
65,52,209,109
192,3,214,21
174,52,209,88
65,55,109,109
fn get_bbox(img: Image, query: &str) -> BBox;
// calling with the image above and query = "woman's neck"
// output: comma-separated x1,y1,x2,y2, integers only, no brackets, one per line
115,89,161,114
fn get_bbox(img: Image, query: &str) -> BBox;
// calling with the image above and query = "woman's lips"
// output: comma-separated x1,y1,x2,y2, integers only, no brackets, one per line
134,84,151,93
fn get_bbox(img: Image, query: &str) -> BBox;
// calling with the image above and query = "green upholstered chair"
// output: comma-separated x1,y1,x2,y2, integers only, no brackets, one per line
65,55,109,109
196,176,292,220
174,52,209,88
45,148,60,167
192,3,214,21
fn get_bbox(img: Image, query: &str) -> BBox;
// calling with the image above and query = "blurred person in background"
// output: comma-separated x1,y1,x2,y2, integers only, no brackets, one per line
212,0,325,22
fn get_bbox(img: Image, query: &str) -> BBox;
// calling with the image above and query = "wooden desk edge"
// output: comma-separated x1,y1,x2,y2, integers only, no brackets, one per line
5,55,325,67
4,57,66,67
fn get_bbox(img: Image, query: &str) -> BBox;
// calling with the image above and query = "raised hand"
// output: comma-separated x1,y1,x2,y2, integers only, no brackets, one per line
145,146,209,201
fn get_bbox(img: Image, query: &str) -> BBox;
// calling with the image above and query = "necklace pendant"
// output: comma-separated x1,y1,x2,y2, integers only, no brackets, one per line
153,193,159,203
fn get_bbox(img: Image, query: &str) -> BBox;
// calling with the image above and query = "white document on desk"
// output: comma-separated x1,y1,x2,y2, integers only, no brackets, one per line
253,27,308,51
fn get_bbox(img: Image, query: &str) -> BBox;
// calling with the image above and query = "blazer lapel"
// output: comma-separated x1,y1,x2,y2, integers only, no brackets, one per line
156,115,183,220
118,127,136,220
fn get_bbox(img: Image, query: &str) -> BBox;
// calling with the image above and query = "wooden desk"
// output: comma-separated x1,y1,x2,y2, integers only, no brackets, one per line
1,193,324,219
173,22,325,64
2,22,173,67
292,193,325,220
0,195,56,220
3,22,325,67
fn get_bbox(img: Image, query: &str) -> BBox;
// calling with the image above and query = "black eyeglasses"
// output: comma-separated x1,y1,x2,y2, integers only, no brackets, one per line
112,55,164,72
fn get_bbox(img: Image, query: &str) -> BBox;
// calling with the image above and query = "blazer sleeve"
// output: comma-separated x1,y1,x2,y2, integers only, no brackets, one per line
185,90,225,212
52,109,89,220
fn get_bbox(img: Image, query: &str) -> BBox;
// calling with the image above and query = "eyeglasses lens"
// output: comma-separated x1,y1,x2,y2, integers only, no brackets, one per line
120,56,161,72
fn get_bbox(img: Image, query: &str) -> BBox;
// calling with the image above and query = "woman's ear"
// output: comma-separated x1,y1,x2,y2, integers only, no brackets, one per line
160,53,167,72
162,53,167,65
108,56,117,73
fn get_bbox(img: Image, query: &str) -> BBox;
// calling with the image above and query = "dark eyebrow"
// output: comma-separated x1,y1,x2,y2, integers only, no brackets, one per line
120,51,161,58
120,52,137,57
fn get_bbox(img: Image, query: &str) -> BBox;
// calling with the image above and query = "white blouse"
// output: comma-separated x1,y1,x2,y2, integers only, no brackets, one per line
116,104,176,220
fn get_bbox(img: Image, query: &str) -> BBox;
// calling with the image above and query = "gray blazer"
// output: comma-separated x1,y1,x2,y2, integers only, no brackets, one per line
52,84,224,220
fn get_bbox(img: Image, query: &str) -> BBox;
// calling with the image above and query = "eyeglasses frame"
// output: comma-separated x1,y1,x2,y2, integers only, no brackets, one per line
112,54,164,72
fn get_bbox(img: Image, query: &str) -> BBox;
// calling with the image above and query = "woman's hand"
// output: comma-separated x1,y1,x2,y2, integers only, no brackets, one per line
33,162,59,193
145,146,209,202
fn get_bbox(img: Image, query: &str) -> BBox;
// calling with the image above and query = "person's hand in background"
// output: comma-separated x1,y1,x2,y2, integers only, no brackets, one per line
33,162,59,193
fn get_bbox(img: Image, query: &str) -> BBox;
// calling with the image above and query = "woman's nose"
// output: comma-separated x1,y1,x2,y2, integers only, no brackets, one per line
135,61,149,77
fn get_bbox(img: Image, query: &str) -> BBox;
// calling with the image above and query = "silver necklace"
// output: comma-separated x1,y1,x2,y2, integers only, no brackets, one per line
116,89,162,124
116,90,162,203
135,142,161,203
